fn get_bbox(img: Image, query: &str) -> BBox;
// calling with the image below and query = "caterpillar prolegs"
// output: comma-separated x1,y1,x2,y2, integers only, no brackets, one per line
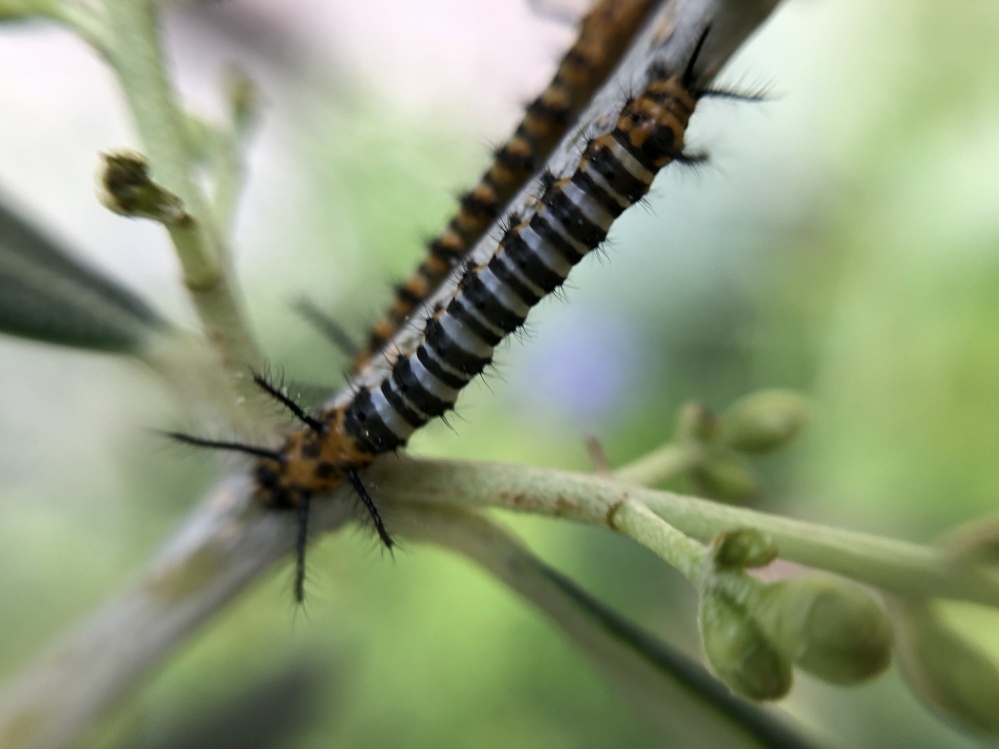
175,28,712,602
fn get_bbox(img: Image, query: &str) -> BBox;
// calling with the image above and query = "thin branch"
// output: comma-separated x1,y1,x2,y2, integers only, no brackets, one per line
609,497,710,582
43,2,110,54
3,449,995,748
614,441,703,486
101,0,265,398
102,0,219,282
368,458,999,607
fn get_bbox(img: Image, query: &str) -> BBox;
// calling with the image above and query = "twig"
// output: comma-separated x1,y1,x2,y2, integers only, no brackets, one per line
369,458,999,606
3,449,995,747
614,441,702,486
101,0,265,399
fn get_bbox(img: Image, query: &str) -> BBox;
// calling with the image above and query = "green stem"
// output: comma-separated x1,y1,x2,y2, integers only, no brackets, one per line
101,0,264,386
369,458,999,607
614,441,701,486
610,500,708,583
211,136,243,241
103,0,217,279
45,2,109,53
213,69,257,238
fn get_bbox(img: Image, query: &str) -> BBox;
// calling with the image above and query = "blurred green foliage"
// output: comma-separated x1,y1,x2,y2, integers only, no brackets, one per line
0,197,166,351
2,1,999,747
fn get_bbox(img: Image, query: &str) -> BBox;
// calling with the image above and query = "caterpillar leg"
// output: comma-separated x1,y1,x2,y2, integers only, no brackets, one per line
294,494,311,603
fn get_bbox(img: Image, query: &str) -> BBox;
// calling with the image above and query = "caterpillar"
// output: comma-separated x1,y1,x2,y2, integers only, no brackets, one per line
347,0,656,372
172,27,711,602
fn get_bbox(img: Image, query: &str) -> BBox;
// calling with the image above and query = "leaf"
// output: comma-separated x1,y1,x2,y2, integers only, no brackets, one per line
0,195,168,352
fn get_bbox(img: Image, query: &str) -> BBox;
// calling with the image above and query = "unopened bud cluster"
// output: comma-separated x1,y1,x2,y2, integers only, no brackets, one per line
676,390,809,502
698,558,893,700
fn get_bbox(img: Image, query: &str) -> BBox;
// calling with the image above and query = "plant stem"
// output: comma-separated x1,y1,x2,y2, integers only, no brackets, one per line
369,458,999,607
614,441,702,486
610,499,709,583
101,0,264,387
46,2,109,53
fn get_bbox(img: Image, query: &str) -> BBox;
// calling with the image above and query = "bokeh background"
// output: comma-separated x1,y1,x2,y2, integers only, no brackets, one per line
2,0,998,746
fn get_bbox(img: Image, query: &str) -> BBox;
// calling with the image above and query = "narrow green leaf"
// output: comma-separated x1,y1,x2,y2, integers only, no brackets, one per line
0,196,168,352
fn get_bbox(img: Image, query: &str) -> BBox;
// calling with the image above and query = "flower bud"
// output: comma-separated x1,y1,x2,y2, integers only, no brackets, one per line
893,598,999,735
712,529,778,570
690,450,758,503
721,390,809,454
765,576,893,685
698,586,793,700
98,151,190,225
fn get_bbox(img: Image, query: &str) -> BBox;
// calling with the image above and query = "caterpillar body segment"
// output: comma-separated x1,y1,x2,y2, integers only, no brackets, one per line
339,59,703,454
350,0,657,372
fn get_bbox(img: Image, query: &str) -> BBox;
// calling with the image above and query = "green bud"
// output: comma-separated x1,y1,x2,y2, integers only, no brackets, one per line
674,401,719,444
699,585,793,700
712,529,778,570
893,598,999,735
721,390,809,454
690,450,758,503
98,151,190,225
765,577,893,685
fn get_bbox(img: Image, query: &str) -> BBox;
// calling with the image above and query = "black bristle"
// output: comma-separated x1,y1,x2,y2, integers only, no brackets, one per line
346,469,394,550
293,298,359,358
163,431,283,461
294,494,311,604
251,371,325,433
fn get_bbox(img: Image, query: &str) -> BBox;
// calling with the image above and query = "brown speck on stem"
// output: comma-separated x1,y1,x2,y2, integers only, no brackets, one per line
585,436,611,475
605,499,627,530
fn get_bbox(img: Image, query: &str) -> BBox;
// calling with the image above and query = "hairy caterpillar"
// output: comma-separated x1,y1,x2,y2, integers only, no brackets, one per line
347,0,656,372
173,27,711,601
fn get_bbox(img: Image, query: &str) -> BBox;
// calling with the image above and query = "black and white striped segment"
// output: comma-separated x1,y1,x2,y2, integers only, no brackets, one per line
343,75,687,456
